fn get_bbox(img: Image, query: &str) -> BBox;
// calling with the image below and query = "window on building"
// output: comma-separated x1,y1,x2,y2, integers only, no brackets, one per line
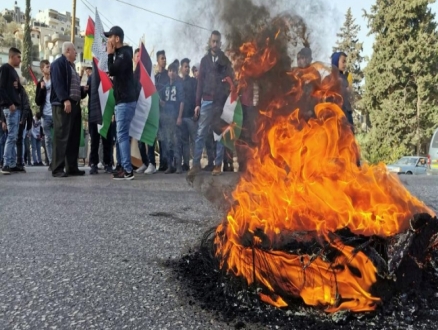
31,34,34,38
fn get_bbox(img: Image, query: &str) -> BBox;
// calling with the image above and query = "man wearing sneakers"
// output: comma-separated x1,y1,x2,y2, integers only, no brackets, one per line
105,26,137,180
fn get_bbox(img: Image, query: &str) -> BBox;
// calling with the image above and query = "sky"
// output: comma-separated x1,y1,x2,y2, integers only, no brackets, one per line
7,0,438,65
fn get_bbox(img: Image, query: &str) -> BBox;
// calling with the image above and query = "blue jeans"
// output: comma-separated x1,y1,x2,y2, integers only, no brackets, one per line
42,115,53,163
193,101,224,166
0,128,6,164
115,102,136,172
177,117,197,167
2,108,21,167
31,136,42,163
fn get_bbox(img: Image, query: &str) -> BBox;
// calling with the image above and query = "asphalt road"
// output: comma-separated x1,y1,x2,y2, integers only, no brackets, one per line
0,168,437,330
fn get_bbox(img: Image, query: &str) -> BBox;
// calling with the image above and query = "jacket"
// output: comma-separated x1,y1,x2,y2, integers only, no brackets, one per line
35,77,48,114
196,50,233,107
0,63,22,109
50,54,86,105
108,45,137,104
331,52,353,115
181,75,197,118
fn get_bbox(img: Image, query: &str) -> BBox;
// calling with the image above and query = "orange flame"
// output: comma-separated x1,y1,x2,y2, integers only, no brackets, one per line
215,38,434,312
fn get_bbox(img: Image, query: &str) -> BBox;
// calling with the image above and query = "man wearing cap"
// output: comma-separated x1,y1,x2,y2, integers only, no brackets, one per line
50,42,88,178
104,26,137,180
297,47,312,68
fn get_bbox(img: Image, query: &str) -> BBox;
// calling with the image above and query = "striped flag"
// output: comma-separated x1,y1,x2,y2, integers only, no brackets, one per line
214,93,243,151
83,17,95,61
90,57,115,138
129,42,160,146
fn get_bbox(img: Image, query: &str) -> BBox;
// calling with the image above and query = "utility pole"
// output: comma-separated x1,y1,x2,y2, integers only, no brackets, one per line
71,0,76,43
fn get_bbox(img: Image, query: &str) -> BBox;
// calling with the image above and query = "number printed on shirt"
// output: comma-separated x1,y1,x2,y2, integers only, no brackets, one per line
165,86,177,102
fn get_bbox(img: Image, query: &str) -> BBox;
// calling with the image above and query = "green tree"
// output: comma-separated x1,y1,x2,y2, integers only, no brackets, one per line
21,0,32,82
333,7,365,106
362,0,438,163
2,14,13,23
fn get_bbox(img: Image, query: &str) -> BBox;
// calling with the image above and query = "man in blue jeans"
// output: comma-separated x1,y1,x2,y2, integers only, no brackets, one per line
0,47,23,174
105,26,137,180
188,31,233,176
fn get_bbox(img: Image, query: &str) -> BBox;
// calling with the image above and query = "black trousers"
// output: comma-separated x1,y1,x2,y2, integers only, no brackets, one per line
89,122,112,166
52,102,82,174
16,123,25,165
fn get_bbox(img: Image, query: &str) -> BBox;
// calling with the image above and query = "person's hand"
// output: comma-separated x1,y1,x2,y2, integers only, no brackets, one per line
84,85,89,92
1,122,6,131
176,117,182,126
64,100,71,114
194,106,200,117
13,80,18,89
9,104,16,112
40,81,45,89
106,41,115,54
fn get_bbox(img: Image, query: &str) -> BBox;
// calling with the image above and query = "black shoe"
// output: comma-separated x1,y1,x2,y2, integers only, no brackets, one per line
182,164,190,172
158,164,168,172
48,163,52,171
202,164,214,171
67,170,85,176
90,165,98,175
15,165,26,173
104,165,113,174
164,166,176,174
38,162,44,166
113,170,134,180
112,164,122,174
1,166,11,175
223,163,234,172
52,171,68,178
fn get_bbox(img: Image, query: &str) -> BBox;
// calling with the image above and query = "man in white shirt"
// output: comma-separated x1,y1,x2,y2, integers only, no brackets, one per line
35,60,53,170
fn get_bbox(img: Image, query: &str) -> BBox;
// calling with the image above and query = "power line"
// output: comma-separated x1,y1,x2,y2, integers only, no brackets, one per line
113,0,210,32
80,0,137,46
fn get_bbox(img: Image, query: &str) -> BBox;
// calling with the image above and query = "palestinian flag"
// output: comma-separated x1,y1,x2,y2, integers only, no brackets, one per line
214,93,243,151
129,42,160,146
89,57,115,138
83,17,94,61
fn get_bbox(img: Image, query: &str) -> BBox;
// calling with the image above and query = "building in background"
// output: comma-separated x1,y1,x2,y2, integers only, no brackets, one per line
1,1,25,24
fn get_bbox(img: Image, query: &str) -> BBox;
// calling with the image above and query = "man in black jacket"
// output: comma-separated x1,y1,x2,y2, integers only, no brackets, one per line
50,42,87,178
104,26,137,180
0,47,26,174
188,30,233,176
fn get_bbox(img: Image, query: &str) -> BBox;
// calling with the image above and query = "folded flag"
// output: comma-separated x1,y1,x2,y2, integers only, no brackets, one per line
214,93,243,150
83,17,95,61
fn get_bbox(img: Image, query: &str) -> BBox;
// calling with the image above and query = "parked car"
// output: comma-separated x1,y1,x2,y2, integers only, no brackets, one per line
386,156,428,175
427,128,438,175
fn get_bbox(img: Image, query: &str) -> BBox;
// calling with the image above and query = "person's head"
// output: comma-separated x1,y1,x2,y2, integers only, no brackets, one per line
35,112,42,120
172,59,180,71
62,42,77,63
168,62,178,81
134,48,140,66
331,51,347,73
156,50,166,70
209,30,221,53
8,47,21,68
192,65,198,78
104,26,124,48
40,59,50,76
297,47,312,68
85,66,92,76
181,58,190,77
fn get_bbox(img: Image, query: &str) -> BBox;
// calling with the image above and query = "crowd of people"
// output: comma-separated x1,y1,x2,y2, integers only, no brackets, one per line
0,25,354,180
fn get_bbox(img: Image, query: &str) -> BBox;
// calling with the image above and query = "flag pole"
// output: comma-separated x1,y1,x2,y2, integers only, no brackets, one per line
71,0,76,43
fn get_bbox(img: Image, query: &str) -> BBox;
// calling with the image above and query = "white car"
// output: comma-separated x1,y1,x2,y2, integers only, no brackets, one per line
386,156,428,175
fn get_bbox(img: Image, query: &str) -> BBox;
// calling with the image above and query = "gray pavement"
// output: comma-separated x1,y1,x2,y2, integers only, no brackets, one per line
0,167,437,330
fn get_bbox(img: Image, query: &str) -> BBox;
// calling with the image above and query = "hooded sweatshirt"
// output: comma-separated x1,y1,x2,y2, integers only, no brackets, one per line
331,52,353,118
108,45,137,104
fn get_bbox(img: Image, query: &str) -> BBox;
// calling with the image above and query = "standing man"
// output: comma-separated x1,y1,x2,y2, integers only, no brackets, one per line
155,50,169,172
50,42,87,178
188,30,233,176
104,26,137,180
178,58,197,171
0,47,23,174
35,60,53,170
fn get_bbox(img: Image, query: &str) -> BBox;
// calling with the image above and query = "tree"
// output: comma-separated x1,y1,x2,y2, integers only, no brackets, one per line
21,0,32,82
333,8,365,115
3,14,13,23
362,0,438,163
